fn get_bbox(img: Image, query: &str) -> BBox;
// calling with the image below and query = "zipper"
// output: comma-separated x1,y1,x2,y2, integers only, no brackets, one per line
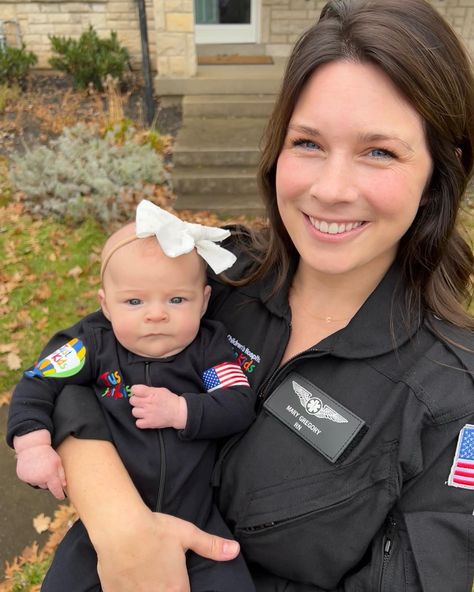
257,347,326,409
379,515,396,592
145,362,166,513
240,484,368,535
242,521,276,533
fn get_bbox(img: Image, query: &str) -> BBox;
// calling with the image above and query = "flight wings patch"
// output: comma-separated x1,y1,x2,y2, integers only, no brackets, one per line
293,380,348,423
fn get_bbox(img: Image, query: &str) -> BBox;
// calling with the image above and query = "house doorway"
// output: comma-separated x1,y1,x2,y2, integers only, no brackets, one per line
194,0,259,44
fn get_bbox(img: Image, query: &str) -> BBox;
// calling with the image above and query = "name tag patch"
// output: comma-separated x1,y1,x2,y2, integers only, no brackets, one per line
263,372,366,463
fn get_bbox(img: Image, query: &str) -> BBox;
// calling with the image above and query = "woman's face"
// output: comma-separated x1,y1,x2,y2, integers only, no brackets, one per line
276,60,433,282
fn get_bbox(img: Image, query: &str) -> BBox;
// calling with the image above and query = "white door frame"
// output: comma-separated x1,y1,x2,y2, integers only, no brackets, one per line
194,0,260,44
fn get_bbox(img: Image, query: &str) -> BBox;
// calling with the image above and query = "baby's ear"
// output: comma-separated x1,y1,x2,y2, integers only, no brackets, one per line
98,288,111,320
201,285,212,317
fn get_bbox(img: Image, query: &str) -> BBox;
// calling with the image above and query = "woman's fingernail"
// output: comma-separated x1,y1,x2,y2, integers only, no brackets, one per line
222,541,239,556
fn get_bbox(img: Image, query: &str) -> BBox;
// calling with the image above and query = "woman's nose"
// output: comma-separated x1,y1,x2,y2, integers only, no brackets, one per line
310,156,357,204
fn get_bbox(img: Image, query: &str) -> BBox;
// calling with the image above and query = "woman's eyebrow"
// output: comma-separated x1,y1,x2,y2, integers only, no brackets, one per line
358,133,414,152
287,124,321,136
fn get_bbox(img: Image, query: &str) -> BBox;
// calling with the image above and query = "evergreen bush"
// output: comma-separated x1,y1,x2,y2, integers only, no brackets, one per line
49,27,130,90
0,83,20,111
10,123,173,224
0,45,38,85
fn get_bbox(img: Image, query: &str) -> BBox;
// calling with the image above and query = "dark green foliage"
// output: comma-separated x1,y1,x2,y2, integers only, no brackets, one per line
0,45,38,85
49,27,130,90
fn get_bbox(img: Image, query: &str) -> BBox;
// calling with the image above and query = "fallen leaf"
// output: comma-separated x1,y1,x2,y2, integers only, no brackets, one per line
0,343,18,354
0,391,11,407
6,352,21,370
36,317,49,331
34,284,52,301
16,309,32,327
19,541,43,564
67,265,83,278
33,513,51,534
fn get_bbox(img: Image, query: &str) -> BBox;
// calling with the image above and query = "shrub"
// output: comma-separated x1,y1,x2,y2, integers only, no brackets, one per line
49,27,130,90
10,122,173,224
0,83,20,112
0,45,38,85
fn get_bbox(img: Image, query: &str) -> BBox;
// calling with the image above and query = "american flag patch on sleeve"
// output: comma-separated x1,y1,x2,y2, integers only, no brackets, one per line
448,424,474,490
202,362,250,392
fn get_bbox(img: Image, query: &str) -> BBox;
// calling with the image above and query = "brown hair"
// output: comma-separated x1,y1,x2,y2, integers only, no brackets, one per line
237,0,474,329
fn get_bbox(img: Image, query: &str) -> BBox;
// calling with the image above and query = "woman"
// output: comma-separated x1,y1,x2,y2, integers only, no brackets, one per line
52,0,474,590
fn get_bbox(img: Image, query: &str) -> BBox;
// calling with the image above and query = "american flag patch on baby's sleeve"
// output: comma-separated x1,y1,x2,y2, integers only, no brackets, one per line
202,362,250,392
448,424,474,490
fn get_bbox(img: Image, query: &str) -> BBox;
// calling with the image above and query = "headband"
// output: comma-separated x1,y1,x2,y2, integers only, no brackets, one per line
100,200,237,279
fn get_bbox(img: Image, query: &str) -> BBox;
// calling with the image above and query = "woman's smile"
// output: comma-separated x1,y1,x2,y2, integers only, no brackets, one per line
307,216,366,236
276,60,433,281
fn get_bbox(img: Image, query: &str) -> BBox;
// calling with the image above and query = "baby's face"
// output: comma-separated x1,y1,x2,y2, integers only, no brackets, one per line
99,241,211,358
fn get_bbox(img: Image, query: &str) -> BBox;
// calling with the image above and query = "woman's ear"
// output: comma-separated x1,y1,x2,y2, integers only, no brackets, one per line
98,288,111,320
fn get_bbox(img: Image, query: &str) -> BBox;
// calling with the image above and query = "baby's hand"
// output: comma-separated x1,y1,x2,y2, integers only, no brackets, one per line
13,430,67,500
129,385,188,430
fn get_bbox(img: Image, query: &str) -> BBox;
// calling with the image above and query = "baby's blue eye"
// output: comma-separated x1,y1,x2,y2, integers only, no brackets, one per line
170,297,185,304
127,298,142,306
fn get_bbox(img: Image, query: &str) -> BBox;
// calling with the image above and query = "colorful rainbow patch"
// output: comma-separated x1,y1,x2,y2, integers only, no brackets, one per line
26,338,86,379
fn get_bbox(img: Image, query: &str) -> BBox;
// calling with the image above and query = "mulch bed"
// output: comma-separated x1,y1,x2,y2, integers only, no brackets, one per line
0,72,182,157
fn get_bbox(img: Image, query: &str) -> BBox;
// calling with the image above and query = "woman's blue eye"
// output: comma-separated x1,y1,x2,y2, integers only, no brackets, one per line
292,138,319,150
127,298,142,306
369,148,395,159
170,297,184,304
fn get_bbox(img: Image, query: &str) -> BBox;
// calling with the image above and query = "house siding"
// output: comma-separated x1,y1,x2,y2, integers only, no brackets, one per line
0,0,156,68
0,0,472,74
262,0,474,56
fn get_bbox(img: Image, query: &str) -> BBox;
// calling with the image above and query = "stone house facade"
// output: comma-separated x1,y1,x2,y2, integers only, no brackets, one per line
0,0,473,81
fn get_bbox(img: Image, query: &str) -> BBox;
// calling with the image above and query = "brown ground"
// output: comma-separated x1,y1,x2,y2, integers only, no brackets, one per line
0,72,182,158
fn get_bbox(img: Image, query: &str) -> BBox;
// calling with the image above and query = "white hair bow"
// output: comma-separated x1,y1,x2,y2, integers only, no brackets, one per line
135,200,237,274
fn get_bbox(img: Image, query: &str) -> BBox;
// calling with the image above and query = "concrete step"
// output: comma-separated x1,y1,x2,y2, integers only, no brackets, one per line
174,117,267,153
173,116,265,167
196,43,267,56
183,94,276,118
173,167,258,196
174,192,264,216
174,147,260,167
155,59,286,96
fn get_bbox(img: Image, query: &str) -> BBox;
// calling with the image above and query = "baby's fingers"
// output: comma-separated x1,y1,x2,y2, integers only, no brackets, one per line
47,475,66,500
129,384,151,398
131,406,145,418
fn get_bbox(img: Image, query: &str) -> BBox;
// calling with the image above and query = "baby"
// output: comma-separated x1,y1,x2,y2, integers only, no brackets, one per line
7,200,256,592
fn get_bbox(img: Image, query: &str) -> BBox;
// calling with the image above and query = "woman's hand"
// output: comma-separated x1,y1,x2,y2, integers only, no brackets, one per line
58,437,240,592
96,512,240,592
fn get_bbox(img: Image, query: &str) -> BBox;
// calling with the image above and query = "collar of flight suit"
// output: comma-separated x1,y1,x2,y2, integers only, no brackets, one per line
230,258,424,361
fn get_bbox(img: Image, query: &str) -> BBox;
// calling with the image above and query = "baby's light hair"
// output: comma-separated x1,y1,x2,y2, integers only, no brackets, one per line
100,223,208,285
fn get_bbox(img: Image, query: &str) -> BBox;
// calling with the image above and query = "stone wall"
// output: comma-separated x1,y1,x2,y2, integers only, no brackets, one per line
262,0,327,56
0,0,473,75
0,0,156,69
261,0,474,56
153,0,196,78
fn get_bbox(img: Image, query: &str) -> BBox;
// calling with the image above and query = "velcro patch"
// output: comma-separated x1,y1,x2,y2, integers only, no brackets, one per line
448,424,474,490
25,339,86,379
263,372,366,463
